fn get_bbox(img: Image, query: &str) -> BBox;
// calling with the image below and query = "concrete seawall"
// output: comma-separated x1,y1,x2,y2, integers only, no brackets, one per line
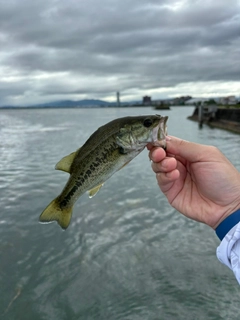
188,107,240,134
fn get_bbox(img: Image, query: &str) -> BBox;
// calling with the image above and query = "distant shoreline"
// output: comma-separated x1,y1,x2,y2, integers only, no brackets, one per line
0,104,174,110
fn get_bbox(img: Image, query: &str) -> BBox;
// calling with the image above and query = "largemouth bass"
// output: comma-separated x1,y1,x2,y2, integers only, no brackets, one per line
40,114,168,229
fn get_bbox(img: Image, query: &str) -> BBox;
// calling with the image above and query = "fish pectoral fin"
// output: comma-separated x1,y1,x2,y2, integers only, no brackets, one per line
88,183,104,198
55,149,79,173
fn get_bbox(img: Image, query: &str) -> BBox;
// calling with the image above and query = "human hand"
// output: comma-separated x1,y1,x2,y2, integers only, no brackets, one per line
148,137,240,229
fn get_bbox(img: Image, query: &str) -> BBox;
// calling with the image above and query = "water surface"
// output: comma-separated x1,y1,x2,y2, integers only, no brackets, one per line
1,107,240,320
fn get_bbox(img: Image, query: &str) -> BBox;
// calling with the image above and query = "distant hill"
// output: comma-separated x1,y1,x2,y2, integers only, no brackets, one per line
35,99,112,108
0,99,114,108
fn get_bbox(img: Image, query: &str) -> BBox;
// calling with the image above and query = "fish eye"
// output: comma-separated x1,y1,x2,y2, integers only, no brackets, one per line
143,118,153,127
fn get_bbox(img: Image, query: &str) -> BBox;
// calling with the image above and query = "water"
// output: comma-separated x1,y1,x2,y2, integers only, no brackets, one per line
0,107,240,320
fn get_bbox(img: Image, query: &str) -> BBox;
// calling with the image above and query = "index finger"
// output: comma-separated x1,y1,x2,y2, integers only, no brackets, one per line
149,146,166,163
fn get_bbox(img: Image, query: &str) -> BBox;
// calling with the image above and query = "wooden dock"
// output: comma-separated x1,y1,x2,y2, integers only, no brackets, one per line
188,106,240,134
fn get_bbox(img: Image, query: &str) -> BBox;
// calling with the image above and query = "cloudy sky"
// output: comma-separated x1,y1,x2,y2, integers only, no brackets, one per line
0,0,240,106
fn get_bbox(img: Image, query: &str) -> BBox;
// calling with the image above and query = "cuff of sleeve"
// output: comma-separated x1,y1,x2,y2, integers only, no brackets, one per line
215,209,240,241
216,222,240,284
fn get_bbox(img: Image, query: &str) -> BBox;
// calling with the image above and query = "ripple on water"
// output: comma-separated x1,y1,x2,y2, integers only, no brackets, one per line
1,108,240,320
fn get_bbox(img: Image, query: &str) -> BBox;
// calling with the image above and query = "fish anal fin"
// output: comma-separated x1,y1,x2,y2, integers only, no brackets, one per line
88,183,104,198
55,149,79,173
39,198,73,230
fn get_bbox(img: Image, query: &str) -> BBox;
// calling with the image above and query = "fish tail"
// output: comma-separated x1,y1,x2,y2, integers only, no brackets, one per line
39,198,73,230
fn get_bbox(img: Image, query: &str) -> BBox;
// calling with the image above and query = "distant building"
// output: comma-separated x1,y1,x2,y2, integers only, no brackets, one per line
172,96,192,105
143,96,152,105
186,98,211,105
219,95,237,105
116,92,120,107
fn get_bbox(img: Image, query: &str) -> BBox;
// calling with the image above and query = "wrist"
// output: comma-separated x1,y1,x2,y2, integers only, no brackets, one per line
215,208,240,240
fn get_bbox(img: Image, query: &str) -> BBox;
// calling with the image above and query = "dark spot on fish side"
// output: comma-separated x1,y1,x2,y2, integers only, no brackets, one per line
100,152,109,163
76,180,83,187
96,157,103,164
72,186,78,193
93,162,99,168
90,164,95,171
60,199,68,207
61,182,83,207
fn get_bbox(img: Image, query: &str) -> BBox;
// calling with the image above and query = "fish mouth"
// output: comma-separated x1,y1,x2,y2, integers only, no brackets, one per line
152,116,168,149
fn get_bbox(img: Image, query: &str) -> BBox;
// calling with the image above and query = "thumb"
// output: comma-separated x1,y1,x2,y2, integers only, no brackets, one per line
166,136,212,162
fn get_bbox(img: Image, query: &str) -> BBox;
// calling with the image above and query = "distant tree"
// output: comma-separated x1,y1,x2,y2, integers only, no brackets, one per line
205,99,216,105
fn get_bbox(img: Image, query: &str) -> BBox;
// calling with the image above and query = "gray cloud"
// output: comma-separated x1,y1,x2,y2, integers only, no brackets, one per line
0,0,239,105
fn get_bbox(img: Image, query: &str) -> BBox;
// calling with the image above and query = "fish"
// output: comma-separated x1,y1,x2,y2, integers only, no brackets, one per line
39,114,168,229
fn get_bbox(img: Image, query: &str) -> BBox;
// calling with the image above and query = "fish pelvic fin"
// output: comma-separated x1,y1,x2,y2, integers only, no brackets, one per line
39,198,73,230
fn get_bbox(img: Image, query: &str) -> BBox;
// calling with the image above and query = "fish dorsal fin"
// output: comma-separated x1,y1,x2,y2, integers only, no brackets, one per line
55,149,79,173
88,183,104,198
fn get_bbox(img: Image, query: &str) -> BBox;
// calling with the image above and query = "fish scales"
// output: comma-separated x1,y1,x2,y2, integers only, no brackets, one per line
59,138,124,207
69,117,134,167
39,115,168,229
